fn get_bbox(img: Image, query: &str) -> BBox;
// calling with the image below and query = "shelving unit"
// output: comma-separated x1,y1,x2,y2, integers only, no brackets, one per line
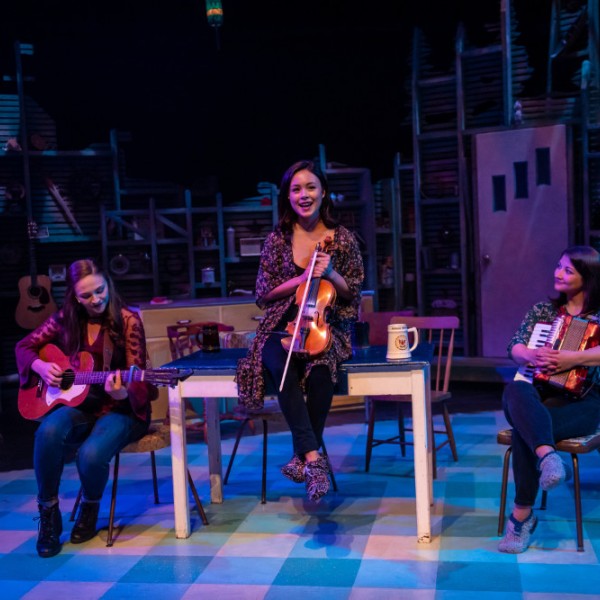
100,184,278,303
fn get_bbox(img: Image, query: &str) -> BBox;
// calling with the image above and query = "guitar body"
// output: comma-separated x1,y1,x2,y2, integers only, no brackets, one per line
15,273,58,329
18,344,94,421
18,343,191,421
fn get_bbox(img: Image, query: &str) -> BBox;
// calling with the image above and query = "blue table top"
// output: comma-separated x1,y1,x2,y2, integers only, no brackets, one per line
163,344,432,371
162,344,433,395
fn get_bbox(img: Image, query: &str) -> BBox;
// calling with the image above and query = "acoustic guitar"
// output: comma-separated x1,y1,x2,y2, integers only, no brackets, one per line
18,343,192,420
15,221,58,329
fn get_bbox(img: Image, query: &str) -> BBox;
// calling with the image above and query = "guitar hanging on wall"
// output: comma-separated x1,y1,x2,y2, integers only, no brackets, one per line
12,42,57,329
15,221,57,329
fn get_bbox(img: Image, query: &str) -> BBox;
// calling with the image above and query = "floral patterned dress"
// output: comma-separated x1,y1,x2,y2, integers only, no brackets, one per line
236,224,364,410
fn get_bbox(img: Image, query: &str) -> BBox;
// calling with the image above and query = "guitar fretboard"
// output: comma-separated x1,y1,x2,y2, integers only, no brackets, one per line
70,369,144,386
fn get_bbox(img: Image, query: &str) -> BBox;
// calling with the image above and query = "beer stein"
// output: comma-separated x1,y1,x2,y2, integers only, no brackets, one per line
386,323,419,361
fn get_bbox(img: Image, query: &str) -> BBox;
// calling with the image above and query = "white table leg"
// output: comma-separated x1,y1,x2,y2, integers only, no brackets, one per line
411,364,432,543
204,397,223,503
168,385,191,538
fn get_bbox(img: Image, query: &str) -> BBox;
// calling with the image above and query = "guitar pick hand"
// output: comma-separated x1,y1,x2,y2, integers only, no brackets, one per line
32,358,63,387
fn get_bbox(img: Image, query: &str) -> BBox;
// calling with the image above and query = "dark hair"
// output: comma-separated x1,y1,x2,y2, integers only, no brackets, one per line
551,245,600,313
61,258,125,357
277,160,337,234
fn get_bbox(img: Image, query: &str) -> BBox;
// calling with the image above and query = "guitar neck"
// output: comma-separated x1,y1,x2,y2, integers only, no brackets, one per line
73,369,143,386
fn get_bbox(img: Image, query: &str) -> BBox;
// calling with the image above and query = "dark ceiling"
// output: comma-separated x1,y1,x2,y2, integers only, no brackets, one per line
0,0,549,198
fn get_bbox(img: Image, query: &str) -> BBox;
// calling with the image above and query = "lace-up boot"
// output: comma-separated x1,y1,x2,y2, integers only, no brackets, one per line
36,503,63,558
70,501,100,544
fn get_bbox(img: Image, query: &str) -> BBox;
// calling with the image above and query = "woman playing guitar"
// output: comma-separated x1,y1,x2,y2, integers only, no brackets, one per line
15,258,157,558
237,160,364,502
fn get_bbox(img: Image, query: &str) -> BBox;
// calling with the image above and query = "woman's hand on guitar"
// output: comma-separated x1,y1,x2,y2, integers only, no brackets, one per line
105,370,128,400
32,358,63,387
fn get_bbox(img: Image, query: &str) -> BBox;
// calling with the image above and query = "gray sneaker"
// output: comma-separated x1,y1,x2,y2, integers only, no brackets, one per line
538,451,571,491
498,511,537,553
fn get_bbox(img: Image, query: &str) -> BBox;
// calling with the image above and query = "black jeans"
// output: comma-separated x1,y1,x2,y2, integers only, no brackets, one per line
262,333,334,456
502,380,600,507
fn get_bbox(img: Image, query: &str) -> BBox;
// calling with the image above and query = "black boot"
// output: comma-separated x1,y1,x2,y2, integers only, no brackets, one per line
70,501,100,544
36,503,63,558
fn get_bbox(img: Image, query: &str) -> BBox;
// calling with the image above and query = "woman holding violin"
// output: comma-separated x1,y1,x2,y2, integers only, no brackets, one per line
237,160,364,501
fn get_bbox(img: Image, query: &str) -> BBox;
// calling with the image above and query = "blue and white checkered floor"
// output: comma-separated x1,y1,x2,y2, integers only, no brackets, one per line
1,402,600,599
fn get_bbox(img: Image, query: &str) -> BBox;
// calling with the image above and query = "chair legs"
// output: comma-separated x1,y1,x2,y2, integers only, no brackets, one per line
225,417,338,502
71,450,208,547
366,399,451,476
498,446,584,552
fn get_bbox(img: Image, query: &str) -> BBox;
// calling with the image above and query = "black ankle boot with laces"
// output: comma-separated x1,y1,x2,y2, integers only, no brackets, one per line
36,503,63,558
71,501,100,544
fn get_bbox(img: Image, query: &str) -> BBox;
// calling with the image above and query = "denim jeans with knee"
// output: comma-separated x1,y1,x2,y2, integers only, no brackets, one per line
502,380,600,507
34,406,148,506
262,333,334,456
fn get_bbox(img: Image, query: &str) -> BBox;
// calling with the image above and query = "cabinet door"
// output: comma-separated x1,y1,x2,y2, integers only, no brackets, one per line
474,124,569,357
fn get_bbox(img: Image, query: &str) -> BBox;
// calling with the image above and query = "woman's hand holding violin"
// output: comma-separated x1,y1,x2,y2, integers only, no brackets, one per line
311,252,333,279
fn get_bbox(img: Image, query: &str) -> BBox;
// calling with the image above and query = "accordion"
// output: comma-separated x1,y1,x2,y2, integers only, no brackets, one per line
514,315,600,397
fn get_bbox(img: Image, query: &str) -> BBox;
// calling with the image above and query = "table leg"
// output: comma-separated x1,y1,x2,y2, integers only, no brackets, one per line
204,397,223,503
411,364,432,543
168,385,191,538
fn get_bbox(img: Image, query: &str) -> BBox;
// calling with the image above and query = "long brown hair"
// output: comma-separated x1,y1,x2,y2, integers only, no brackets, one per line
61,258,125,357
277,160,337,235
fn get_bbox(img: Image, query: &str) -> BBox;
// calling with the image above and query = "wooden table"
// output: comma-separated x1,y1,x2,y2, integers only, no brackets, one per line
163,345,433,543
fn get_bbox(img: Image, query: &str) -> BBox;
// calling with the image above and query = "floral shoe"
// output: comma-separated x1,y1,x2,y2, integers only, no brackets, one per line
304,456,330,502
281,454,306,483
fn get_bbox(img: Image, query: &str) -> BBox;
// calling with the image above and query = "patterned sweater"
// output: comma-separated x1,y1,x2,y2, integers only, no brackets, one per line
236,224,364,409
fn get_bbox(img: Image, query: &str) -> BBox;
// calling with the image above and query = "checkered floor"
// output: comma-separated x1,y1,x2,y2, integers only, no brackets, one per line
1,403,600,599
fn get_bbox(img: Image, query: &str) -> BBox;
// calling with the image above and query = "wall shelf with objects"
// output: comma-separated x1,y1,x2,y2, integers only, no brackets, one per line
100,184,279,304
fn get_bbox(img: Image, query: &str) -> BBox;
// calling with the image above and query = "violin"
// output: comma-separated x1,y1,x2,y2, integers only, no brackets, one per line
279,238,336,390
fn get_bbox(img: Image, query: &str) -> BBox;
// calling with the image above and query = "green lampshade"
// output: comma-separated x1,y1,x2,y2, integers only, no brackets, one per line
205,0,224,28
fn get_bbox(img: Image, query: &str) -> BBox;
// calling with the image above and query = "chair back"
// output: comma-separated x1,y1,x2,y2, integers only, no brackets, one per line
390,315,459,394
361,310,415,346
166,321,234,360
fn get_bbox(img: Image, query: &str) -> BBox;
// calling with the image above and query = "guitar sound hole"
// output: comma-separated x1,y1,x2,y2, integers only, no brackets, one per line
60,370,75,390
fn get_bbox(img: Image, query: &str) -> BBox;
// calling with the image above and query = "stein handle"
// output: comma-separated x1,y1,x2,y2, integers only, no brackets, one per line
407,327,419,351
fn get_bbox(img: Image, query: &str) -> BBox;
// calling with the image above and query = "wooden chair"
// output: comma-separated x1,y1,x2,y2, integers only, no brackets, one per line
362,313,460,473
166,321,236,439
497,427,600,552
70,422,208,546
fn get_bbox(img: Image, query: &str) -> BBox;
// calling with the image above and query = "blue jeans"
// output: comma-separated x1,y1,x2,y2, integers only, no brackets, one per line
262,333,334,456
34,406,148,506
502,380,600,507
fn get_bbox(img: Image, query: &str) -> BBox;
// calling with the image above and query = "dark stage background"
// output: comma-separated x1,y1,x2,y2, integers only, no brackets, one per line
0,0,544,198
